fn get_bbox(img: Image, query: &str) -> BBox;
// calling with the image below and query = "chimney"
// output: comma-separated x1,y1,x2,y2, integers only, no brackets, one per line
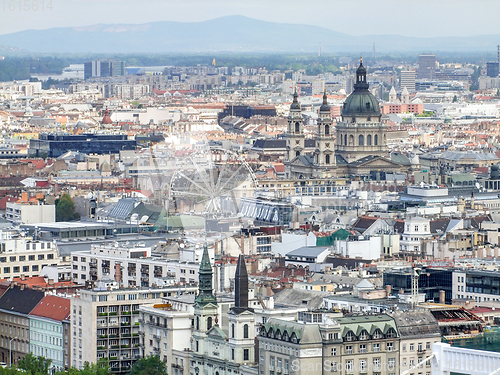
48,279,54,285
115,263,121,284
439,290,446,304
386,285,392,296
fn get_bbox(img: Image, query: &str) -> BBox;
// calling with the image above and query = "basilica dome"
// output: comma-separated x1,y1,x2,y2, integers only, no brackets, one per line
342,60,381,117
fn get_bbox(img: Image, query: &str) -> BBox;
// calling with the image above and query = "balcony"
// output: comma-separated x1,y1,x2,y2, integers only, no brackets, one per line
153,334,161,341
152,347,160,353
276,367,282,373
269,366,274,371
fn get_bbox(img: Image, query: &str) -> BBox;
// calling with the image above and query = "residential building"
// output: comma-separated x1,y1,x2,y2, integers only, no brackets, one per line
71,243,199,287
6,200,55,224
70,285,197,374
0,286,45,365
0,231,59,279
400,70,416,92
399,216,431,255
29,295,71,372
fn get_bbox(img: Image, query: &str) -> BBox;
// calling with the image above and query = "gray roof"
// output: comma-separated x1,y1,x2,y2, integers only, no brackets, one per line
286,246,330,258
440,151,499,162
391,310,441,338
273,289,330,310
264,318,322,344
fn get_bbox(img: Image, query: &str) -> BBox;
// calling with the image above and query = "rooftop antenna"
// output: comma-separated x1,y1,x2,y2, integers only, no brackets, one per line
318,42,322,57
372,42,376,61
497,45,499,64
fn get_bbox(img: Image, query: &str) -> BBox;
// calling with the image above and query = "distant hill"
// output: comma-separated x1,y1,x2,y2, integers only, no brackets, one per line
0,16,498,54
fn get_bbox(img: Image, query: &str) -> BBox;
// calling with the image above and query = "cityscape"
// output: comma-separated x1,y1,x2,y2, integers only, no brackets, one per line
2,1,500,375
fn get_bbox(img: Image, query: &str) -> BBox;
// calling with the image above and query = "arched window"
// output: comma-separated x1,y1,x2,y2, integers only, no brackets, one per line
367,134,372,146
207,317,212,331
296,151,300,157
244,324,249,339
295,122,300,134
374,134,378,146
325,124,330,135
231,324,235,338
196,317,199,331
359,134,364,146
349,135,354,146
325,155,330,164
339,134,343,145
344,134,347,146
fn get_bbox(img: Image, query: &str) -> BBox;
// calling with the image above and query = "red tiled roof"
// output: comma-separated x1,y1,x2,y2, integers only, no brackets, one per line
29,295,70,321
0,196,18,210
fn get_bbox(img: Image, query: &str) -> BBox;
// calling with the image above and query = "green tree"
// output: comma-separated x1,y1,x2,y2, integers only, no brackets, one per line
17,353,52,375
453,95,458,102
55,193,80,222
55,359,110,375
0,367,24,375
130,356,167,375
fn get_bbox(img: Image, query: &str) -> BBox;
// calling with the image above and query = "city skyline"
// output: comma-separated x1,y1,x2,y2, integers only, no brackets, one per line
1,0,500,38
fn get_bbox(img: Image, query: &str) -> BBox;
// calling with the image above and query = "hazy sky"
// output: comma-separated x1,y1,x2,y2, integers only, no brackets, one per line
1,0,499,37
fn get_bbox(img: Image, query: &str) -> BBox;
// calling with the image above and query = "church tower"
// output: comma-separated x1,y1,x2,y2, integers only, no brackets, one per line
335,58,388,163
286,91,305,161
192,244,218,355
228,254,255,364
316,90,336,168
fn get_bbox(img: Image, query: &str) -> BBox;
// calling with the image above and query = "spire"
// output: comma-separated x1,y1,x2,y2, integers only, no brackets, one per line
230,254,253,314
319,89,330,113
290,90,301,110
354,57,369,91
195,243,217,306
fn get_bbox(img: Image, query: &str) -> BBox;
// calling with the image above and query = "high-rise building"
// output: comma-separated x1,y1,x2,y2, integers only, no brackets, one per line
84,60,125,79
418,54,436,79
400,70,416,92
487,62,499,78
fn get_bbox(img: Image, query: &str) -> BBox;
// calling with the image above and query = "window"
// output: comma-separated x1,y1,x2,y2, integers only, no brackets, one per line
47,254,54,260
346,360,353,373
117,295,125,301
373,343,380,352
410,344,415,351
13,267,19,273
403,344,407,352
128,294,137,300
359,331,368,340
207,317,212,331
359,344,366,353
418,343,423,352
243,324,249,338
359,134,364,146
388,358,396,370
9,256,15,262
373,358,381,370
29,255,35,261
387,342,394,351
3,267,9,274
345,331,354,341
346,345,353,355
331,348,337,356
98,296,107,302
231,324,235,338
231,349,234,360
426,342,431,350
359,360,367,372
19,256,25,261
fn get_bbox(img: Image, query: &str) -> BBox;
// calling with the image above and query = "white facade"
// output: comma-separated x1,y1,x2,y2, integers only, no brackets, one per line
335,236,383,260
0,232,59,279
71,243,199,287
400,216,431,254
6,202,56,224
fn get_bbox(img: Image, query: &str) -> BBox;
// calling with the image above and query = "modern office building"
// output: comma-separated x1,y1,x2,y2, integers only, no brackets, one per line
418,54,436,79
29,134,136,158
84,60,125,80
400,70,416,92
486,62,499,78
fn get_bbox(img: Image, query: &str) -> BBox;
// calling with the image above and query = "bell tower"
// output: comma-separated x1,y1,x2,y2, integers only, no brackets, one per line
316,90,335,168
228,254,255,364
192,244,218,355
286,91,305,161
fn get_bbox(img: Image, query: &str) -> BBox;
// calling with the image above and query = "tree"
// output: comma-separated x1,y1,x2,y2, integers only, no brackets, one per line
55,193,80,222
55,359,110,375
17,353,51,375
130,356,167,375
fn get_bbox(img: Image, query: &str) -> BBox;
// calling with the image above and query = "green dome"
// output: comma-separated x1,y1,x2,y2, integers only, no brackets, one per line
342,59,381,117
342,90,381,117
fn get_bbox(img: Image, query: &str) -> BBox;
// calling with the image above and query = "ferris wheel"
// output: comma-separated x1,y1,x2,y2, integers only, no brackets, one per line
169,148,257,216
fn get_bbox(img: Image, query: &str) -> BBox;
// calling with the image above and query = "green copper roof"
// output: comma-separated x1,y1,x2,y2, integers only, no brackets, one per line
194,244,217,307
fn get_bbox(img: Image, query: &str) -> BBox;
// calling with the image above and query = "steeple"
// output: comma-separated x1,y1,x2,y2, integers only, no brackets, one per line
354,58,369,91
195,243,217,306
231,254,252,314
319,89,330,113
290,90,301,111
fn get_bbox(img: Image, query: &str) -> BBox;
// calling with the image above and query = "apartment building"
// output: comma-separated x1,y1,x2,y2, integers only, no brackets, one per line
139,303,192,375
70,285,197,374
29,295,71,372
0,231,59,279
71,243,199,287
0,286,45,365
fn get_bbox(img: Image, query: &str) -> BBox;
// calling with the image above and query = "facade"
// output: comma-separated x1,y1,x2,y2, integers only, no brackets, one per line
70,285,197,374
0,232,59,279
259,312,401,375
399,217,431,255
400,70,416,92
0,286,45,365
5,202,55,224
29,134,136,158
486,62,499,78
139,304,192,375
418,54,436,80
29,295,71,373
71,243,199,287
190,248,257,375
285,60,408,179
